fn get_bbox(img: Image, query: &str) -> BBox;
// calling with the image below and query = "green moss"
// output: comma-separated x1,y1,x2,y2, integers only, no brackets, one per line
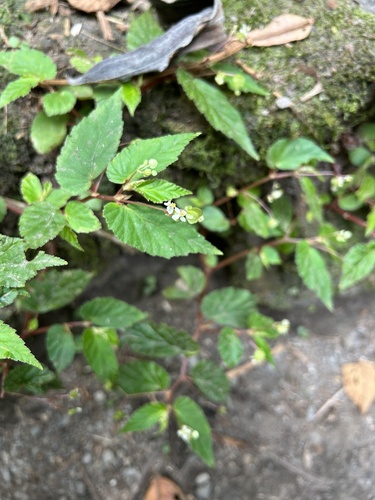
221,0,375,153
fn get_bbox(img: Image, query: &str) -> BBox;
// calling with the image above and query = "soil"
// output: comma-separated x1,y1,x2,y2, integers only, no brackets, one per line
1,254,375,500
1,2,375,500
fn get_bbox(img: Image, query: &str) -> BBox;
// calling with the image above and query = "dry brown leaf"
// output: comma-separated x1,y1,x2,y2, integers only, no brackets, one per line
67,0,122,13
25,0,58,15
247,14,314,47
342,360,375,414
143,475,186,500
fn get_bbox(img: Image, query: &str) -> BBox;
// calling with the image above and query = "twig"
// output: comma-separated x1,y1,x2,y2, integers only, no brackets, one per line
308,388,344,425
226,345,285,379
263,451,335,489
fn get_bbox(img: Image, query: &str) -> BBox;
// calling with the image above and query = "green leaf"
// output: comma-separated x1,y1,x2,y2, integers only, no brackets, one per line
127,10,164,51
213,62,269,96
201,206,230,233
299,177,323,223
19,201,66,249
46,188,71,208
59,226,84,251
21,173,43,204
42,90,76,116
295,241,333,310
121,321,198,357
103,203,221,258
366,207,375,236
245,251,263,281
266,138,333,170
218,327,243,368
173,396,214,467
271,196,293,232
107,133,198,184
358,123,375,150
0,288,20,307
191,360,229,403
79,297,147,328
121,82,141,117
4,364,56,394
0,77,39,108
339,242,375,289
46,324,76,373
202,287,257,328
253,336,274,364
238,201,273,238
83,327,119,382
356,174,375,202
338,194,363,211
121,402,168,433
0,321,42,369
56,90,123,195
177,69,258,160
0,236,66,288
132,179,192,203
30,111,68,154
163,265,205,300
248,312,279,338
349,146,372,167
260,246,281,268
117,360,170,394
65,201,101,233
4,48,57,80
0,197,6,223
20,269,92,313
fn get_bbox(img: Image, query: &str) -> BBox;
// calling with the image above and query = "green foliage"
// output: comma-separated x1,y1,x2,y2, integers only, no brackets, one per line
202,287,257,328
121,402,168,432
267,138,334,170
42,90,77,117
83,327,119,382
340,242,375,289
103,203,220,258
121,322,198,357
173,396,214,467
126,10,164,51
218,327,243,368
56,90,123,194
31,112,69,154
177,69,259,160
1,25,375,470
46,325,76,373
0,321,42,369
79,297,146,328
20,269,92,313
295,241,333,310
121,82,141,116
191,360,229,403
163,265,205,300
4,365,56,394
117,360,170,394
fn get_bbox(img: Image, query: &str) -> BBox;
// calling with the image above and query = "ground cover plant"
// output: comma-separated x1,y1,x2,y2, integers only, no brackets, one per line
1,1,375,469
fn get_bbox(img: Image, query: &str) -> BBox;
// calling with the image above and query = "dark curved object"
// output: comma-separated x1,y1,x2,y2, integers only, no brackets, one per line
67,0,226,85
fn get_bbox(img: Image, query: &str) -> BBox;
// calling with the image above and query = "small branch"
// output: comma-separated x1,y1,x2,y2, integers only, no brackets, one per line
22,321,90,340
328,201,374,238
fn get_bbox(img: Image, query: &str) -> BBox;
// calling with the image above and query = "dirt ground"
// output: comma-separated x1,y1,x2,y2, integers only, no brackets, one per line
1,1,375,499
1,253,375,500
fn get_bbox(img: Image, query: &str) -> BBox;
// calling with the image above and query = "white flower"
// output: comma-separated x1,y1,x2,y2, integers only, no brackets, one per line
164,200,176,215
164,201,187,222
274,319,290,335
177,424,199,443
334,229,352,242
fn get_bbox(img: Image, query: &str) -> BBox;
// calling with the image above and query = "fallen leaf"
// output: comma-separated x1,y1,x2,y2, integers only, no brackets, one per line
25,0,58,15
143,475,186,500
67,0,122,13
342,360,375,413
248,14,314,47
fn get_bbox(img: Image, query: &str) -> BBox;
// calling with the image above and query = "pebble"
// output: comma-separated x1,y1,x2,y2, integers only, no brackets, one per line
102,449,115,465
94,390,107,404
195,472,212,500
82,452,92,465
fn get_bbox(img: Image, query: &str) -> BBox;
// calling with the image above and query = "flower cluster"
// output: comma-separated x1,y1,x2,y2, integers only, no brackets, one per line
267,182,284,203
334,229,352,242
164,201,204,224
137,158,158,177
330,175,353,193
274,319,290,335
177,424,199,443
